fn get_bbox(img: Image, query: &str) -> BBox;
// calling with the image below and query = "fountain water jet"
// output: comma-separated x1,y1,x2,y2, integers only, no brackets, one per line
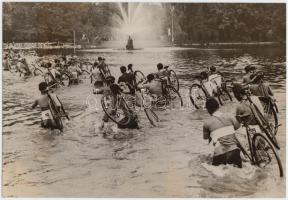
109,3,166,49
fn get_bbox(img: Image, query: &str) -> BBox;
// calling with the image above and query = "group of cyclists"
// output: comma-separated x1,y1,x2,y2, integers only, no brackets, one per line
198,64,282,176
3,48,283,176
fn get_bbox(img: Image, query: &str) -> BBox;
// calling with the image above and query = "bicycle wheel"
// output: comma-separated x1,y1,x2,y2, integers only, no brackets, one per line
189,83,207,109
102,65,111,77
168,70,179,91
101,94,131,126
60,73,71,86
144,108,159,126
134,70,146,85
252,105,280,149
44,73,57,87
261,99,278,129
252,133,283,177
48,97,63,131
164,85,183,109
217,88,232,106
55,96,70,120
33,68,43,76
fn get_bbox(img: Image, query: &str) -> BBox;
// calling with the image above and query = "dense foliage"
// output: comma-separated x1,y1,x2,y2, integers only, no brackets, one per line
170,3,286,43
3,2,286,43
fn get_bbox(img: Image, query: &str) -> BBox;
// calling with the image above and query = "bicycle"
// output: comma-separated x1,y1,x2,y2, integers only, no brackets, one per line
258,96,279,130
47,85,70,131
134,70,146,86
77,60,93,83
140,80,183,111
164,66,179,91
248,71,279,129
241,86,280,149
44,67,71,87
235,114,283,177
189,74,232,109
30,62,45,76
101,92,159,127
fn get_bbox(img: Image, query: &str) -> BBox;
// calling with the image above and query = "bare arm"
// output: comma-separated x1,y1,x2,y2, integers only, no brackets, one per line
229,115,241,130
32,100,38,109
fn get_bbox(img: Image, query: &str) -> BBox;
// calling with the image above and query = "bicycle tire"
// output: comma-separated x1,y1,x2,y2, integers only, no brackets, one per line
55,96,70,120
33,68,43,76
261,99,278,129
134,70,146,85
101,65,111,78
252,133,283,177
48,95,64,131
144,108,159,126
252,105,280,149
60,73,71,86
189,83,208,109
101,94,131,126
217,88,232,106
168,70,179,91
165,85,183,108
274,102,279,113
44,73,57,87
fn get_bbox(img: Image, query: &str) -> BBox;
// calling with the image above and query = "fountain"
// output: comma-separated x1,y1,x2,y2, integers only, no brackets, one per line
110,3,166,50
80,3,167,51
126,35,134,50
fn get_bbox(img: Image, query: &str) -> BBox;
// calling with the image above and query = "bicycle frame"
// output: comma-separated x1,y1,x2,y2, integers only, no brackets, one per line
236,123,258,164
198,79,211,98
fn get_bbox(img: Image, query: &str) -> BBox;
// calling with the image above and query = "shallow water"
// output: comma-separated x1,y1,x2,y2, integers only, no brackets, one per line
2,46,286,197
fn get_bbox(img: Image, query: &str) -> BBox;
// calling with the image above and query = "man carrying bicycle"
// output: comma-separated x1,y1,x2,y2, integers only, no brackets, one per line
16,58,31,76
249,71,274,98
243,65,256,84
137,74,163,96
32,82,63,129
91,62,105,88
46,62,61,85
118,66,135,94
203,98,242,168
155,63,170,82
68,58,82,84
232,83,265,129
207,66,224,95
101,76,139,130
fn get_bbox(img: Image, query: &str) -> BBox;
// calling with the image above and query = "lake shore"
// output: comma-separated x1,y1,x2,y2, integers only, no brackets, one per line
3,41,285,51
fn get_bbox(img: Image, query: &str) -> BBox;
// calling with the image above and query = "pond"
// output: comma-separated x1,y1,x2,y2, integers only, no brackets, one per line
2,46,286,197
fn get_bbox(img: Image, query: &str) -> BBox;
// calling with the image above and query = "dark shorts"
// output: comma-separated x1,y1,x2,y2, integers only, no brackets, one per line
212,149,242,168
118,118,139,129
94,81,104,87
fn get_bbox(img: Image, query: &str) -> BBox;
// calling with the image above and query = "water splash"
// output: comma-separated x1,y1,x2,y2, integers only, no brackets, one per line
111,3,164,41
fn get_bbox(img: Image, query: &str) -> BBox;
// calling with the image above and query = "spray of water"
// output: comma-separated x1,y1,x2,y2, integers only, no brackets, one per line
110,3,166,47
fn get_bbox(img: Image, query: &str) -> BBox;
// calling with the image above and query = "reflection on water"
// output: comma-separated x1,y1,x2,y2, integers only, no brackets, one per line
2,46,286,197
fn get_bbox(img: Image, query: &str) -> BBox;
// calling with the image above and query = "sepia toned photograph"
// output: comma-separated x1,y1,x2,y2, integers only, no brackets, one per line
2,0,286,198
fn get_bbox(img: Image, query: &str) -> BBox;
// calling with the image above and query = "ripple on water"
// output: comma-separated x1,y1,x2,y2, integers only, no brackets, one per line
2,47,286,197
